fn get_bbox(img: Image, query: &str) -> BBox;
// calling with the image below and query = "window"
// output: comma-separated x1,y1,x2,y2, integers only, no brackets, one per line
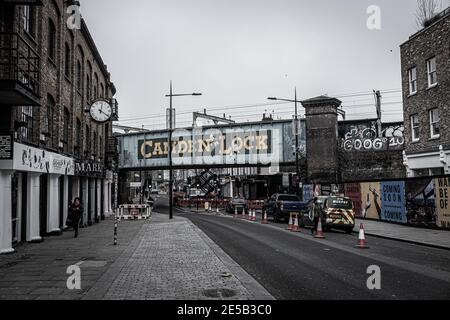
427,57,437,87
411,114,420,142
48,19,56,62
65,43,71,77
63,107,70,152
86,74,91,101
85,125,90,156
93,131,97,156
76,61,82,91
17,106,34,142
94,73,99,99
45,95,55,147
75,118,81,156
100,83,104,98
23,6,35,36
410,114,419,142
429,108,440,138
408,67,417,95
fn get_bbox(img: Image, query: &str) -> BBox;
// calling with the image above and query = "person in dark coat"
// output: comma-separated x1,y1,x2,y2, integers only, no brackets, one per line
69,198,83,238
311,197,323,235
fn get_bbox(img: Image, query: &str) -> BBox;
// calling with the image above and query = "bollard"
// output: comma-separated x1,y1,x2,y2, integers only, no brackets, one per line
114,216,118,246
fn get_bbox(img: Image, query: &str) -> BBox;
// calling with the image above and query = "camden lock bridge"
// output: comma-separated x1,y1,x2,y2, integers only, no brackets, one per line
117,119,306,172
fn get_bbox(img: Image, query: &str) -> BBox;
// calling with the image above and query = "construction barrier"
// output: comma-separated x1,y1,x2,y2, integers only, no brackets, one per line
118,204,152,221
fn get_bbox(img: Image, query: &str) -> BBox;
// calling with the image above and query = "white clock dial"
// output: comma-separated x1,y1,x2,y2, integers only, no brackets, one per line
90,100,112,123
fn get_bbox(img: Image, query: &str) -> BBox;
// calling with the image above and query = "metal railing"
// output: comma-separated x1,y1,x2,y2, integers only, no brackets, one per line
0,32,40,96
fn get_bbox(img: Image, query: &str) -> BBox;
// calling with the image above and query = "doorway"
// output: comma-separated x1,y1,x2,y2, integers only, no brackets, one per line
39,174,48,237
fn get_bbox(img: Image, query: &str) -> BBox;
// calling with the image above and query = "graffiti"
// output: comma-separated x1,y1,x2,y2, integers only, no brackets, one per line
22,148,50,173
342,125,404,152
13,143,75,175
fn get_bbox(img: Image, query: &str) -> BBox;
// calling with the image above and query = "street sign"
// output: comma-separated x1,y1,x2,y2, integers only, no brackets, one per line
130,182,142,188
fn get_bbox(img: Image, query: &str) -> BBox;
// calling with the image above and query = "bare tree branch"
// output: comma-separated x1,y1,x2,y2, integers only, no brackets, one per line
415,0,444,28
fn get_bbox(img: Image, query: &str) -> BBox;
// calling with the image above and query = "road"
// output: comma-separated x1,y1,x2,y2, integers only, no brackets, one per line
153,196,450,300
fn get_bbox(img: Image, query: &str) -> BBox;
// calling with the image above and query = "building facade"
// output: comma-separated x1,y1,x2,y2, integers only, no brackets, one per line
0,0,118,254
401,7,450,178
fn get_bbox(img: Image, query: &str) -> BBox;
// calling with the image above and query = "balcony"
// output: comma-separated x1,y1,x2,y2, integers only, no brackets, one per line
0,32,41,106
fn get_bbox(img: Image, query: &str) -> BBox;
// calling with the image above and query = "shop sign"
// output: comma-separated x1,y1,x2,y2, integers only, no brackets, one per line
0,134,13,160
75,161,105,177
13,143,74,175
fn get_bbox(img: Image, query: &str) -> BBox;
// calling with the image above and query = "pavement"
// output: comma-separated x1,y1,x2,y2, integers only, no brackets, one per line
0,213,273,300
355,219,450,250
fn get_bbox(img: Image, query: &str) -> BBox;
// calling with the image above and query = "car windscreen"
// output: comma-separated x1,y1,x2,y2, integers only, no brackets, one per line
328,198,353,210
278,196,300,202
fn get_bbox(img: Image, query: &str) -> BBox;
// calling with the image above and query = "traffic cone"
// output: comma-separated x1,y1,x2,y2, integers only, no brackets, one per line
252,209,257,222
356,224,369,249
261,210,269,224
287,214,294,231
292,215,301,233
234,207,238,219
314,219,325,239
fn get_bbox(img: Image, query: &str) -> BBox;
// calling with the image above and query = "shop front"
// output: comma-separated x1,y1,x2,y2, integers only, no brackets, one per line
74,161,113,227
0,142,75,254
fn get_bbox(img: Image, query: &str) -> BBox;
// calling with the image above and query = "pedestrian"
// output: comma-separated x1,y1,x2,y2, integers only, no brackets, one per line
311,197,322,235
69,197,83,238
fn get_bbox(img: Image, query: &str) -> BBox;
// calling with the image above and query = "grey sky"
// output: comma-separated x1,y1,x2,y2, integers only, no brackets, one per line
81,0,429,129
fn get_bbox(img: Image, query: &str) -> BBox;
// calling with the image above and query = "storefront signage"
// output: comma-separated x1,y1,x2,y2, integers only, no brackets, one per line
435,177,450,230
0,134,13,160
12,143,74,175
381,181,407,223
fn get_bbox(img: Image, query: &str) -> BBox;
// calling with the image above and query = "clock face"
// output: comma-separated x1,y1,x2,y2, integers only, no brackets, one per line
90,100,112,123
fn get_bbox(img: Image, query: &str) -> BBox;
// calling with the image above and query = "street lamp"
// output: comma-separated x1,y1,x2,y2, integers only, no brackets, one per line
268,88,302,195
166,81,202,220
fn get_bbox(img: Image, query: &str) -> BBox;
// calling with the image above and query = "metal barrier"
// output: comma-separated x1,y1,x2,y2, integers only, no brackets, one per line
247,200,265,212
118,204,152,220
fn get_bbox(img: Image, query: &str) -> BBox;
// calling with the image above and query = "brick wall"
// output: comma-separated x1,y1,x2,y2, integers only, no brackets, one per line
4,0,116,167
401,12,450,155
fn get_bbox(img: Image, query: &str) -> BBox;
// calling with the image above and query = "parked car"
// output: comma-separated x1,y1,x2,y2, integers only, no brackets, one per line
226,197,247,214
264,194,309,223
301,196,355,234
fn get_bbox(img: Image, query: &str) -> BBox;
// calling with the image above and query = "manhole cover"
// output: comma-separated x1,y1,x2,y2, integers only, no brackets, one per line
203,288,237,298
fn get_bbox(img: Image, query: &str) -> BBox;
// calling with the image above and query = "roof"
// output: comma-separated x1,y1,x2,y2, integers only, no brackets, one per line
401,6,450,47
301,95,342,106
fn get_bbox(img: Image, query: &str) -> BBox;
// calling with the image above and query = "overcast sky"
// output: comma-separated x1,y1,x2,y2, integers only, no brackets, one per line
80,0,438,129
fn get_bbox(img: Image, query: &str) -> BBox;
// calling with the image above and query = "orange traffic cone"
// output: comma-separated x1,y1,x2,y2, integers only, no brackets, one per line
314,219,325,239
287,214,294,231
356,224,369,249
292,215,301,233
234,207,238,219
261,210,269,224
252,210,257,222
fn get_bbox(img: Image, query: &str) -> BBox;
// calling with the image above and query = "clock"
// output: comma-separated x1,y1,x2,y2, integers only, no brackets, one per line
89,99,112,123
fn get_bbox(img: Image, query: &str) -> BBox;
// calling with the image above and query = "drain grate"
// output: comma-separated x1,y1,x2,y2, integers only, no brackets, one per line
203,288,237,299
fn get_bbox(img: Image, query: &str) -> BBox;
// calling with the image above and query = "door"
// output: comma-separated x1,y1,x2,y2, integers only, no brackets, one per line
59,176,65,230
21,173,27,242
11,173,19,244
39,174,48,237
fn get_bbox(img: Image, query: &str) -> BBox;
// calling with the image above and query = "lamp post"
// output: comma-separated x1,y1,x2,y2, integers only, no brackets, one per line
166,81,202,219
268,88,302,195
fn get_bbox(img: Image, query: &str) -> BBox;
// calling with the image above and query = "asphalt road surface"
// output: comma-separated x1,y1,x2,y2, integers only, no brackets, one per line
154,196,450,300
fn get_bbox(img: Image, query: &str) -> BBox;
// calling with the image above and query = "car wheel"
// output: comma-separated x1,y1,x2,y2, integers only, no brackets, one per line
273,210,281,223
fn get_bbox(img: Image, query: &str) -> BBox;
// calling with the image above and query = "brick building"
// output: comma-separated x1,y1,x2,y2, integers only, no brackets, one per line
401,7,450,177
0,0,119,254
